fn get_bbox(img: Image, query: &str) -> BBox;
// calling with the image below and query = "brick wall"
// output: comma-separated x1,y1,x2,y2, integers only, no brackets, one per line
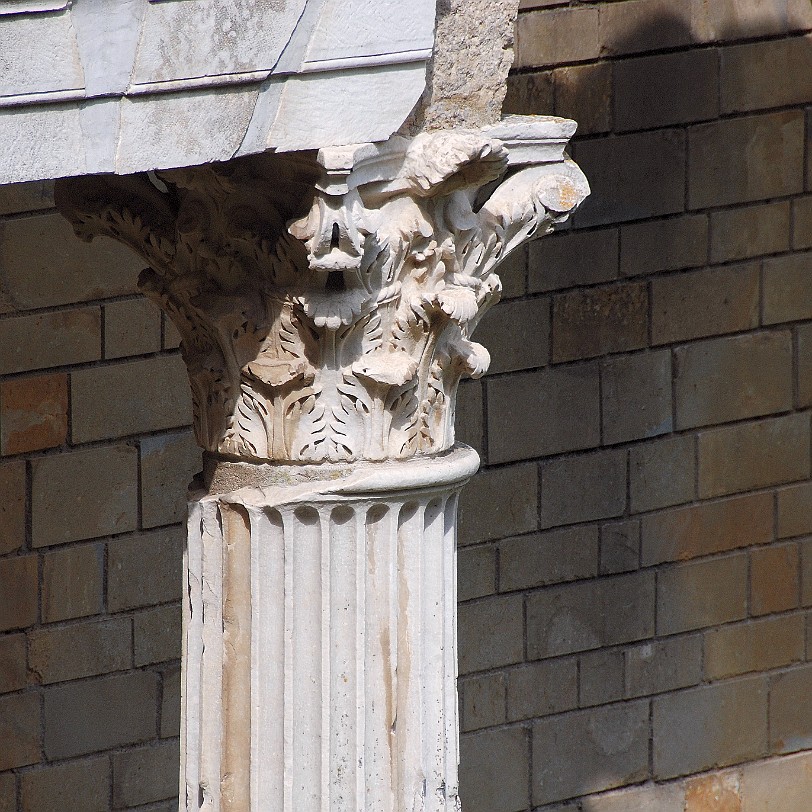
2,2,812,809
454,0,812,809
0,183,198,810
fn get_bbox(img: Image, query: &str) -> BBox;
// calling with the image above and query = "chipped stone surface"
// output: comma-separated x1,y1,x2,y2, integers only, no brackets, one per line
407,0,522,131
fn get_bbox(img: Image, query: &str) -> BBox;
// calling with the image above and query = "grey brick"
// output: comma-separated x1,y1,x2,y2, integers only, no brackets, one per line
625,636,703,698
657,554,748,635
620,215,708,277
108,527,184,612
674,332,793,429
44,671,158,759
506,658,578,722
653,677,768,779
475,297,549,374
20,758,109,812
458,594,524,674
763,252,812,325
630,434,695,514
134,604,181,666
689,112,804,209
459,464,538,545
770,664,812,753
600,520,640,575
540,448,626,528
651,262,759,345
460,672,505,732
529,228,618,293
458,544,496,602
487,364,600,463
710,201,790,263
602,350,672,444
113,740,180,807
499,526,598,591
31,444,138,547
533,702,649,805
579,649,623,707
459,726,529,812
527,572,654,659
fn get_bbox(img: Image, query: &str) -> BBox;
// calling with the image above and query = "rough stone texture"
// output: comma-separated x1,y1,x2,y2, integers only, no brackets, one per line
629,434,696,514
407,0,520,131
0,556,37,633
112,740,180,808
0,460,25,555
0,693,40,771
458,595,524,674
769,665,812,754
459,726,529,812
625,636,703,698
104,297,161,359
506,659,577,722
750,543,800,616
0,634,26,694
41,542,104,623
460,672,505,732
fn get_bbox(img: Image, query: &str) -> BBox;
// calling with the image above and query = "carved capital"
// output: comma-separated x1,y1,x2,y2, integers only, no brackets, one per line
55,116,588,463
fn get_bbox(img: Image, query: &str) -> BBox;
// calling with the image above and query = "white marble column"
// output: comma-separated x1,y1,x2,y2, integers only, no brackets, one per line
54,116,588,812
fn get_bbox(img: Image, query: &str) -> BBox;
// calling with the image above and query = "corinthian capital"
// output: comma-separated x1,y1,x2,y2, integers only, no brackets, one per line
55,116,588,463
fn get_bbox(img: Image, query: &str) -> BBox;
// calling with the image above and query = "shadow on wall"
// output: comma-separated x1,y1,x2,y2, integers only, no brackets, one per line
456,2,812,811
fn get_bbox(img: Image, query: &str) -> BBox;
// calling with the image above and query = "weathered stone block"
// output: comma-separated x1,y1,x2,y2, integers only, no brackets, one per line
499,526,598,591
20,757,109,812
769,664,812,753
459,464,538,545
41,542,103,623
599,0,694,56
0,634,26,694
458,594,524,674
104,297,161,359
487,364,600,462
474,297,549,374
0,692,40,771
532,702,649,805
515,7,600,67
741,751,812,811
625,636,703,698
651,262,759,345
581,781,684,812
615,49,718,132
620,214,708,277
674,331,793,429
630,434,695,514
0,460,25,555
134,604,181,666
529,227,618,293
455,380,483,451
31,444,138,547
721,35,812,113
710,201,791,263
71,355,191,443
460,672,505,732
459,726,529,812
797,323,812,407
579,649,624,707
574,129,685,226
552,283,648,362
0,306,101,375
689,112,804,209
503,71,553,117
112,740,180,808
653,676,768,779
0,212,140,310
540,448,626,528
160,665,180,739
108,527,184,612
29,617,131,684
527,572,654,658
705,614,805,680
763,252,812,324
458,544,496,602
642,492,773,566
0,773,13,812
697,413,810,499
553,62,612,136
657,553,748,635
792,195,812,250
140,428,200,528
750,543,800,616
43,671,158,759
602,349,672,444
599,519,640,575
0,555,37,632
0,373,67,455
778,481,812,538
506,658,577,722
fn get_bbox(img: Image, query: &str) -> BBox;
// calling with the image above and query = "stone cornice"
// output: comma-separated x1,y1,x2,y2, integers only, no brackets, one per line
55,115,589,464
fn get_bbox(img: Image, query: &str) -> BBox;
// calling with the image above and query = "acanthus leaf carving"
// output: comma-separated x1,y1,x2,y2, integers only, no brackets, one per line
55,117,589,463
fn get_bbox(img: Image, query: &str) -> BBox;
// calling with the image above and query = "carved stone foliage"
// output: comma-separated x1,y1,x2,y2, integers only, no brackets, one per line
55,117,588,463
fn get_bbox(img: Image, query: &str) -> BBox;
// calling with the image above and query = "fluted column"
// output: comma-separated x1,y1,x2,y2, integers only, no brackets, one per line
54,116,588,812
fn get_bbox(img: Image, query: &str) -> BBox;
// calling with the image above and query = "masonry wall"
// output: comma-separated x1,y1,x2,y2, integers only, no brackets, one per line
454,0,812,809
1,1,812,810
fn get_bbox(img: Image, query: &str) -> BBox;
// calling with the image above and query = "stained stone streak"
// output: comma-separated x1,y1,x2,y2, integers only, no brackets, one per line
183,447,476,812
